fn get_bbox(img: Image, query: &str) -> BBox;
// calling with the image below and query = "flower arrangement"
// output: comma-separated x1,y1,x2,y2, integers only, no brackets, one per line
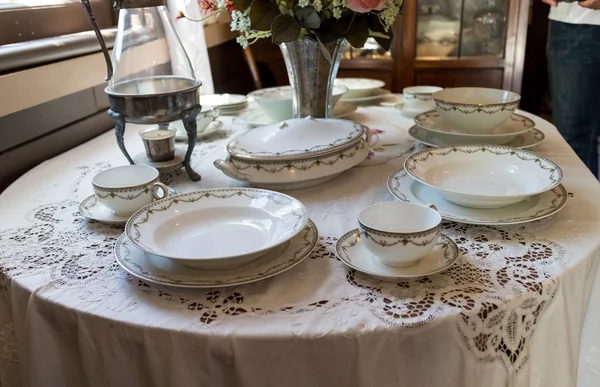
178,0,403,51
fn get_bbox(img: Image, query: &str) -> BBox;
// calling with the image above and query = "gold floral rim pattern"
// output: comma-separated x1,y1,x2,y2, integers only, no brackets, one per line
93,177,157,193
115,220,318,287
404,145,562,189
405,94,434,101
434,99,519,115
227,121,365,160
228,141,367,174
125,188,309,255
359,220,440,241
415,110,535,132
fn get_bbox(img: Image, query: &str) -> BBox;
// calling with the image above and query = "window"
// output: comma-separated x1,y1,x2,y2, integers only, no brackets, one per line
0,0,115,46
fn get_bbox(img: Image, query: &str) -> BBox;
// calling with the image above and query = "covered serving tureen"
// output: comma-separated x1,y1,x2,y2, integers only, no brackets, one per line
214,117,372,190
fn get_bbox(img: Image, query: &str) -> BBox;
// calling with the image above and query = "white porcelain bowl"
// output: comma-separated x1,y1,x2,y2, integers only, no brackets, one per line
358,202,441,268
433,87,521,134
404,145,563,209
171,107,219,138
334,78,385,98
248,85,348,121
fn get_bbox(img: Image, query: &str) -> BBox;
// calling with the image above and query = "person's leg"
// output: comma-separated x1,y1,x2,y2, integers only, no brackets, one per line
547,21,600,177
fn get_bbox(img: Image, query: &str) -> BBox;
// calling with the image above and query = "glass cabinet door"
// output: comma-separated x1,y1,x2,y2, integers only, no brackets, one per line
416,0,508,58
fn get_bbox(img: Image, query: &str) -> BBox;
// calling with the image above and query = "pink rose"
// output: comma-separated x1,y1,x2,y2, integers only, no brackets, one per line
347,0,388,13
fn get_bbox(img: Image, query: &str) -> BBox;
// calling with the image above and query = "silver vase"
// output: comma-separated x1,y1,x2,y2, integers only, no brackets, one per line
279,37,346,119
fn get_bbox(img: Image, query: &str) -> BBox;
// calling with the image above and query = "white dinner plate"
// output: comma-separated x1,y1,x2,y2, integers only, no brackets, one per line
414,110,535,145
387,169,568,225
394,103,428,119
201,93,247,109
238,102,357,127
114,220,318,288
336,231,459,280
404,144,563,209
125,188,309,269
408,125,545,149
340,89,392,103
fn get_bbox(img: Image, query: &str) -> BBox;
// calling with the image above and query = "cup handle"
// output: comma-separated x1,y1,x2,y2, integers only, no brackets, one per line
426,203,438,212
364,126,375,147
152,182,170,200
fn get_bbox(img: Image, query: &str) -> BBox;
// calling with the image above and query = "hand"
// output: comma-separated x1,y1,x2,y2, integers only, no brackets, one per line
542,0,560,7
579,0,600,9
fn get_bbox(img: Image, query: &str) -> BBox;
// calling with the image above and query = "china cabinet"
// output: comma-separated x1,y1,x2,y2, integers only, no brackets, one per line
396,0,529,93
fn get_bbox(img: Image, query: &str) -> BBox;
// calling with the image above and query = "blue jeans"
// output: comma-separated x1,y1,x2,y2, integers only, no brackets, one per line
547,20,600,178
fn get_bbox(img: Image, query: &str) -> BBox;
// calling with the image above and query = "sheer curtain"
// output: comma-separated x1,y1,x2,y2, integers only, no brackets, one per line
166,0,215,94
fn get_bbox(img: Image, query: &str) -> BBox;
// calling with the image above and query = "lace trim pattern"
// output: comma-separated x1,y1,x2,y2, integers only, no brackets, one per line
0,166,567,382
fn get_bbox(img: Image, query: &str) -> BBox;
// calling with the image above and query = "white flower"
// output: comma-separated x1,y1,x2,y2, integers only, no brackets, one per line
379,2,400,30
298,0,310,6
333,8,342,18
236,35,249,49
313,0,323,12
230,10,251,33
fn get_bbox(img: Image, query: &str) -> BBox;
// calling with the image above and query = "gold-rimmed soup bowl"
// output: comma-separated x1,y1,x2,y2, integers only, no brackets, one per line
433,87,521,134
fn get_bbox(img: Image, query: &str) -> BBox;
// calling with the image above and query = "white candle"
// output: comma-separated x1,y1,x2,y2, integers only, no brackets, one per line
140,129,175,140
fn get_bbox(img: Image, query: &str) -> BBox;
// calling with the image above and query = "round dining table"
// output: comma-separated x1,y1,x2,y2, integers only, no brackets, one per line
1,102,600,387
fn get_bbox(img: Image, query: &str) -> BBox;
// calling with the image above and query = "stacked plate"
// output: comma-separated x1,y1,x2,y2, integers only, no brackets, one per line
409,87,545,149
201,93,248,114
214,117,372,190
387,144,567,226
114,188,318,288
335,78,391,104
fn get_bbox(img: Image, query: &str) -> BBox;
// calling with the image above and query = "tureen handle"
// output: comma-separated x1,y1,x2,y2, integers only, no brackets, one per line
213,160,250,181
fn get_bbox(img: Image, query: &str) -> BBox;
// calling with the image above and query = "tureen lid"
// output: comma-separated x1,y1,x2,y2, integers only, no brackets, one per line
227,117,366,161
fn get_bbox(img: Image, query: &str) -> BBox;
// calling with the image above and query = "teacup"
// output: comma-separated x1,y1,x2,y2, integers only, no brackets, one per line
92,165,169,217
403,86,443,111
358,202,441,267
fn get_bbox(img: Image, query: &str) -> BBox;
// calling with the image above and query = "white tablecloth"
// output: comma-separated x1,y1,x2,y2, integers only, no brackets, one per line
1,104,600,387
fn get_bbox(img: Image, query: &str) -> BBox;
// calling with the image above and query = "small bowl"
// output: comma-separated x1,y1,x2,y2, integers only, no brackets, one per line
433,87,521,134
248,85,348,121
171,107,219,138
358,202,441,268
404,144,563,209
403,86,443,110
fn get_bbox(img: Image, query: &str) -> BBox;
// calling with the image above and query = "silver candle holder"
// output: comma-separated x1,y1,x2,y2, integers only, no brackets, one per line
139,126,177,162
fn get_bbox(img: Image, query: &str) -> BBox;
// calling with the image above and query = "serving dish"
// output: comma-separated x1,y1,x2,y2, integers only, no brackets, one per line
214,117,372,190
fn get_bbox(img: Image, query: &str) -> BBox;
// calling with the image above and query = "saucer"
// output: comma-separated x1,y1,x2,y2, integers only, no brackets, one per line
175,121,227,142
414,110,535,145
132,149,184,174
408,125,545,149
340,89,392,103
79,195,131,225
336,231,459,280
113,220,318,288
80,188,178,225
238,102,358,127
387,169,568,226
395,103,428,119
